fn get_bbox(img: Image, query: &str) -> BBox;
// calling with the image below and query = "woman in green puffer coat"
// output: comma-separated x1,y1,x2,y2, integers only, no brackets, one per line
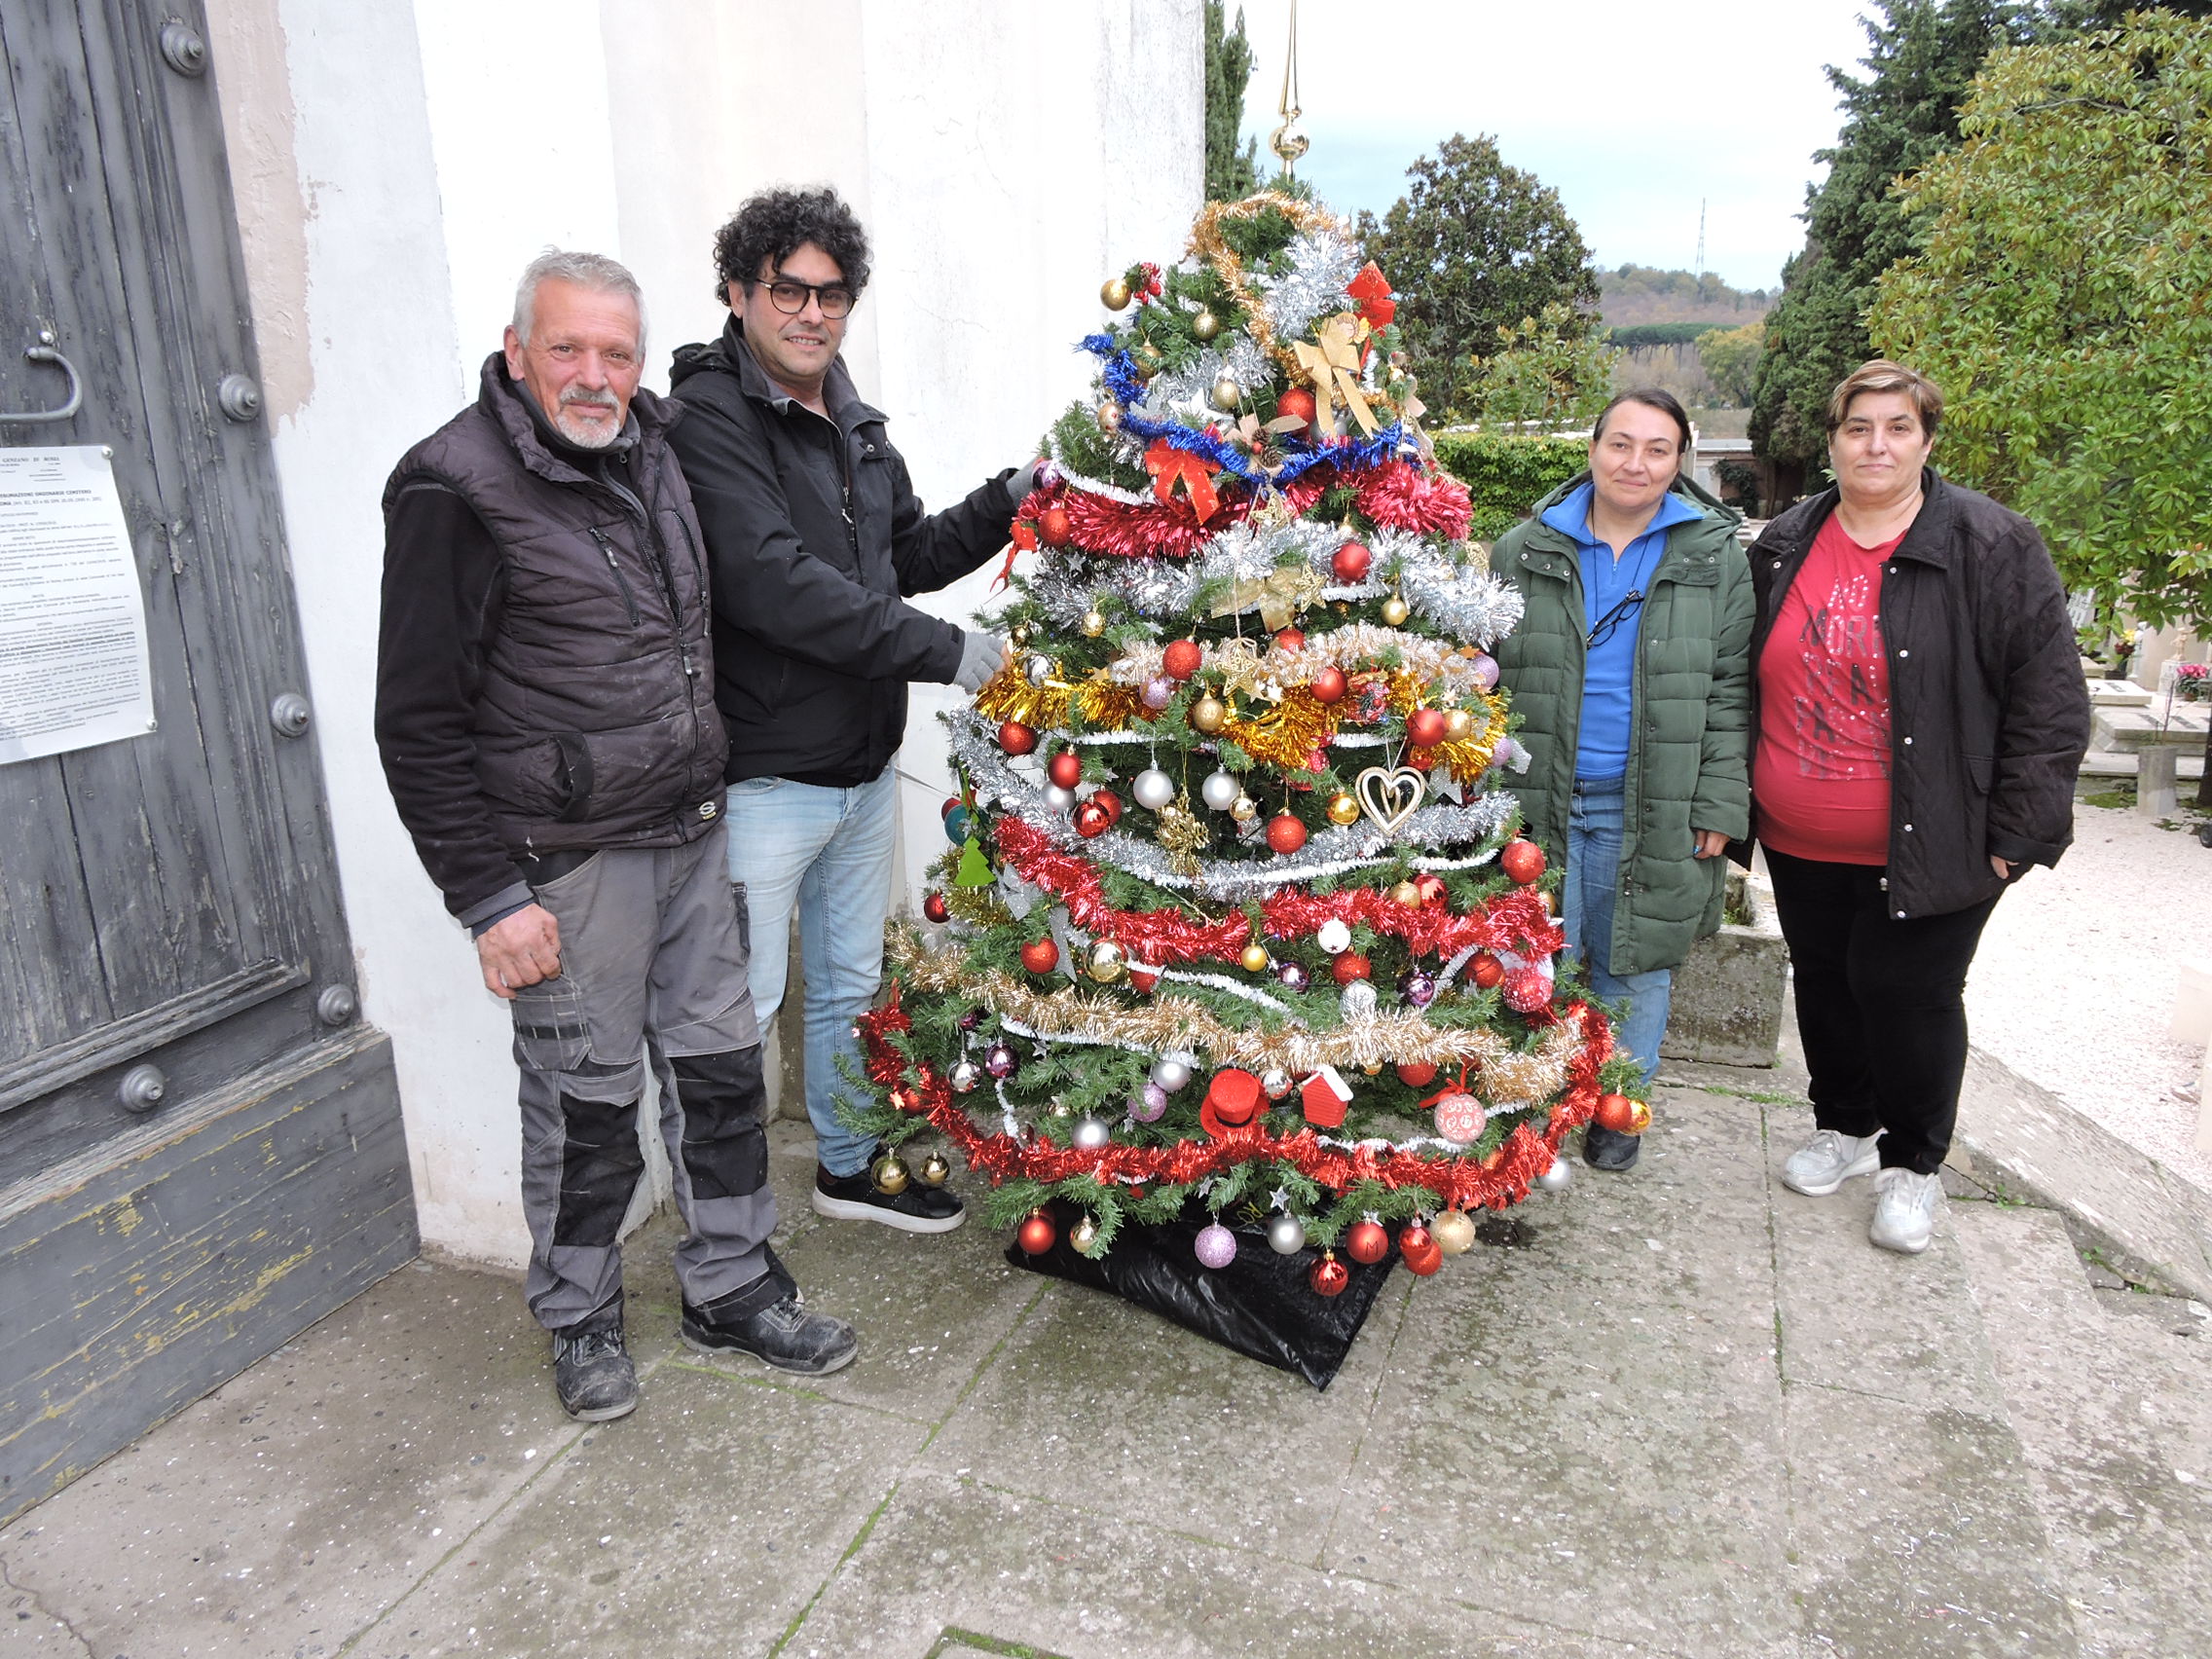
1489,389,1754,1171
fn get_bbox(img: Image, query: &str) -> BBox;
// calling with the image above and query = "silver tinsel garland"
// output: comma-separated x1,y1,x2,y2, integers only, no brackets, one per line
1252,229,1364,341
1134,335,1270,425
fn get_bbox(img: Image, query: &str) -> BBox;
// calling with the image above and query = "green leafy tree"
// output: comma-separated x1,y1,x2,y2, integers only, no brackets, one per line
1462,302,1621,434
1203,1,1259,203
1870,9,2212,641
1696,322,1764,407
1750,1,2034,483
1356,134,1600,420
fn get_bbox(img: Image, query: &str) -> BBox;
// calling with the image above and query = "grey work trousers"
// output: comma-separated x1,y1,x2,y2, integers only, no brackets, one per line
506,826,785,1331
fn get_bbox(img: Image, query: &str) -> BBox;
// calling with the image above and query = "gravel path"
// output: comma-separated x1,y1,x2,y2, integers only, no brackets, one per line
1966,801,2212,1193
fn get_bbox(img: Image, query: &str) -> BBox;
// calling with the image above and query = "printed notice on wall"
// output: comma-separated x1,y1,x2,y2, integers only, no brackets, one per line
0,447,155,765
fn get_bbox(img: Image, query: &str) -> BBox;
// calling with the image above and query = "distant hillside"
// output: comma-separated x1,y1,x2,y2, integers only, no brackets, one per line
1601,265,1774,330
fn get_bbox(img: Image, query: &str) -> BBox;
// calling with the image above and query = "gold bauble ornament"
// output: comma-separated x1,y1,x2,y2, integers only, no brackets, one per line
869,1152,911,1196
1210,376,1243,413
1325,793,1361,827
1101,276,1132,310
917,1152,952,1188
1431,1209,1477,1255
1087,938,1127,984
1381,594,1410,626
1132,342,1163,373
1190,694,1228,734
1069,1214,1100,1254
1390,880,1422,907
1098,401,1124,432
1444,708,1473,741
1239,941,1272,974
1230,793,1258,822
1010,622,1032,647
1192,308,1221,341
1081,609,1107,638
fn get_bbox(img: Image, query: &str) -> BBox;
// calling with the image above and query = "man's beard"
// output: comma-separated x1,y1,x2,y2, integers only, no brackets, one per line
553,390,623,450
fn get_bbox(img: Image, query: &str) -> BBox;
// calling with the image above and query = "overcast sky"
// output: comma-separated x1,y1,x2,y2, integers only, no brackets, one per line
1231,0,1881,293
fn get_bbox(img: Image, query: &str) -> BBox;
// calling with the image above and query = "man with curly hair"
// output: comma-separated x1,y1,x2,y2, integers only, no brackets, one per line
667,186,1037,1233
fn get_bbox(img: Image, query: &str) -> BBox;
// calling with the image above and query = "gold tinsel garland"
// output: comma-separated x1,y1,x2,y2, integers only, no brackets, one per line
890,930,1578,1106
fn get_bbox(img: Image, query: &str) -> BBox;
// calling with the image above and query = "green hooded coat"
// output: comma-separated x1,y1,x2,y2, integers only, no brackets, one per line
1488,472,1754,976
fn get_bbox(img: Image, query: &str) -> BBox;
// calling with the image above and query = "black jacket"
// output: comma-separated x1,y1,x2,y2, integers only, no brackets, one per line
377,356,727,925
664,316,1020,787
1747,470,2089,919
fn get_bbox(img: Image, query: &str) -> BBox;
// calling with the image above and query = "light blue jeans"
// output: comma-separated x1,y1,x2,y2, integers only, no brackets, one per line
724,768,899,1178
1561,777,1672,1092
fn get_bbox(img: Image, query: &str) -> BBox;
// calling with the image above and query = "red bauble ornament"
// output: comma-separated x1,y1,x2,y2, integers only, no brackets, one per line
1400,1224,1443,1276
940,794,962,820
1414,872,1448,907
1395,1060,1438,1088
1073,799,1112,838
1309,1252,1349,1297
1127,967,1160,993
1016,1211,1057,1255
1332,540,1373,583
1502,967,1552,1014
1048,750,1084,790
1273,627,1306,653
1331,951,1372,985
1038,505,1073,547
1161,639,1203,681
1594,1092,1650,1135
1309,665,1348,705
1499,837,1546,885
1093,789,1123,825
1266,813,1309,855
1277,387,1318,426
922,891,950,924
1470,951,1505,989
1346,1219,1389,1265
1406,708,1448,748
999,719,1038,756
1020,937,1061,975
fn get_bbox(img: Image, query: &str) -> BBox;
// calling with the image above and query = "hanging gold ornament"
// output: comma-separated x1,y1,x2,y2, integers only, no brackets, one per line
1431,1209,1477,1255
1325,792,1361,826
1098,401,1124,432
1081,609,1107,638
917,1152,952,1188
1009,622,1032,647
1190,694,1228,734
1444,708,1473,741
1069,1214,1100,1254
1390,880,1422,907
1229,793,1258,822
1101,276,1133,310
1132,341,1163,375
869,1152,912,1196
1238,941,1272,974
1210,376,1243,412
1381,593,1410,627
1154,789,1210,877
1193,308,1221,341
1087,939,1128,984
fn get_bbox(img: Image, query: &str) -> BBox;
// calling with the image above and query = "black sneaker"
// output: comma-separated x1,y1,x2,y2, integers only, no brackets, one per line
810,1158,966,1234
551,1318,638,1421
682,1291,858,1376
1583,1124,1641,1171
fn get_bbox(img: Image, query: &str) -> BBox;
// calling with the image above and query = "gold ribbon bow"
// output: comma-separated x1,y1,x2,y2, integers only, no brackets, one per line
1290,312,1379,436
1208,563,1323,631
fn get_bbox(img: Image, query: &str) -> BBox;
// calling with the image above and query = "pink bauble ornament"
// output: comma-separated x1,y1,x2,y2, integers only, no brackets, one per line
1194,1223,1237,1270
1433,1091,1488,1142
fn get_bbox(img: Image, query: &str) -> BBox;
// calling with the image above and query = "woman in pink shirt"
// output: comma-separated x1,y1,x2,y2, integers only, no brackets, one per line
1745,362,2088,1256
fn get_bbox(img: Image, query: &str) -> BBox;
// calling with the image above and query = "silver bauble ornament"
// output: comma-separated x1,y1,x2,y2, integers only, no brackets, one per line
1261,1068,1293,1099
1266,1213,1308,1255
1132,767,1177,811
1535,1156,1572,1193
1070,1114,1112,1152
1316,918,1352,955
1199,769,1241,811
1043,783,1077,813
1341,980,1379,1020
1024,653,1053,687
1276,961,1309,993
949,1059,983,1094
1149,1054,1194,1093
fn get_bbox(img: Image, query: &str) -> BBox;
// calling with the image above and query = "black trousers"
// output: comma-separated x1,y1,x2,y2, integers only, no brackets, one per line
1764,847,2001,1175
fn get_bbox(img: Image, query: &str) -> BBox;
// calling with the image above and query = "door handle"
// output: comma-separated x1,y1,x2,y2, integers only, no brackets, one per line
2,346,85,424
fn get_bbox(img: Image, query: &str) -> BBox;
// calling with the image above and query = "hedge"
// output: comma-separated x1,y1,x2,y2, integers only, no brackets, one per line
1431,432,1588,541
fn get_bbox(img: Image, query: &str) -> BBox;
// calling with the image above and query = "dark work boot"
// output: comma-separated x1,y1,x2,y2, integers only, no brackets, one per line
551,1316,638,1421
1583,1124,1642,1171
682,1288,858,1377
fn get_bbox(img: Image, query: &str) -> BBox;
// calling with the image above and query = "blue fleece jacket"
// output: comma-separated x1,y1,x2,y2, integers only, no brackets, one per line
1539,481,1703,781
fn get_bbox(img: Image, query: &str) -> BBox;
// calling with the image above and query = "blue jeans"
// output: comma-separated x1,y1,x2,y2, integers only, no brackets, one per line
724,769,899,1178
1561,777,1672,1092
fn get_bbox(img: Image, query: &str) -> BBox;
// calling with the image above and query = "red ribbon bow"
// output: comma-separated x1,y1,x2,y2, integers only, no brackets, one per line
1143,439,1221,524
1346,261,1396,331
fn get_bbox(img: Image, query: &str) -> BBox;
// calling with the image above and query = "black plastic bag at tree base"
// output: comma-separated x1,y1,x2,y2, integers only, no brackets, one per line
1006,1199,1396,1390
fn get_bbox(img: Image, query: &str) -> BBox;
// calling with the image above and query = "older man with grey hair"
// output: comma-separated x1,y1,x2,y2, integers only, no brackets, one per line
376,249,856,1421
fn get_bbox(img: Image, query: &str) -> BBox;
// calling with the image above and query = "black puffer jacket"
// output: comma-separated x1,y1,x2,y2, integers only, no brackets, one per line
1747,471,2089,919
379,356,726,920
665,317,1020,787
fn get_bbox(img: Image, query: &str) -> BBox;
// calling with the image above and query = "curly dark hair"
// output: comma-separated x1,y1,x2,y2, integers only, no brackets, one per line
711,187,872,306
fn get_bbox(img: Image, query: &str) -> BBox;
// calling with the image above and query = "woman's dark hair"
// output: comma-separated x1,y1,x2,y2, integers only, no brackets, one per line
1590,388,1693,455
711,187,872,306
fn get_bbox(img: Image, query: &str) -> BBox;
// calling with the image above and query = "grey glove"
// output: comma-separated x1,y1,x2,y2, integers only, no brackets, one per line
1005,458,1048,508
953,630,1009,694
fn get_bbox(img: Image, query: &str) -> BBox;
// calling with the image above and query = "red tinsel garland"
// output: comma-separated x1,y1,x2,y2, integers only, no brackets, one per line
1353,460,1473,541
993,817,1565,967
1017,466,1345,563
858,985,1610,1215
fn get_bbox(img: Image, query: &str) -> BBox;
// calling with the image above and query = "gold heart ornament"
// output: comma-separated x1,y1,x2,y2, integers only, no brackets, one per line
1354,765,1426,834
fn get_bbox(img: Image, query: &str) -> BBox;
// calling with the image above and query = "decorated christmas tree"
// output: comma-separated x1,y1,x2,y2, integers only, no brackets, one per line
853,195,1648,1365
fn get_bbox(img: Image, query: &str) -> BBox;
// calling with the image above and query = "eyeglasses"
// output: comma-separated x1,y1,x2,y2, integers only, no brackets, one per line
755,276,855,319
1586,589,1645,649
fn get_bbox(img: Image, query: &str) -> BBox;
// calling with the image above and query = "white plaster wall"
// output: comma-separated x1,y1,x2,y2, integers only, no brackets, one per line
208,0,1201,1271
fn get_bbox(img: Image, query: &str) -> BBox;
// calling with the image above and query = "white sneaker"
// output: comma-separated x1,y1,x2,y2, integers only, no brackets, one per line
1868,1167,1943,1255
1781,1128,1882,1197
